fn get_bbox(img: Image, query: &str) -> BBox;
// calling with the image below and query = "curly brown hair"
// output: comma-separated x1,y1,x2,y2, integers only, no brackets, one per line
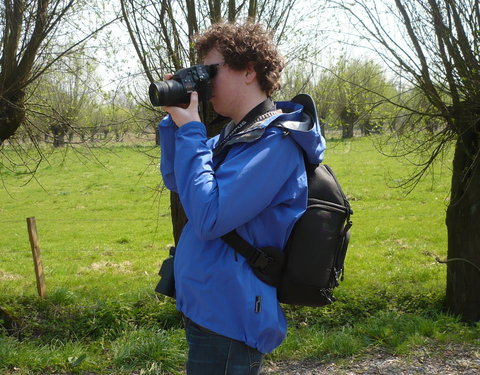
194,22,284,97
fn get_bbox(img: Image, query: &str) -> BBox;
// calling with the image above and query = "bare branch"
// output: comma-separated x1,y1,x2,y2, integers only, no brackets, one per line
120,0,155,83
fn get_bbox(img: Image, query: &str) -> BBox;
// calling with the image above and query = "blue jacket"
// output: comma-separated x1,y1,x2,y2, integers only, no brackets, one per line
158,100,326,353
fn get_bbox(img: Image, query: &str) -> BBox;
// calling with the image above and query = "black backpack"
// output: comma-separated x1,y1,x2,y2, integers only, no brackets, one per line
280,163,352,306
221,95,353,307
222,162,352,307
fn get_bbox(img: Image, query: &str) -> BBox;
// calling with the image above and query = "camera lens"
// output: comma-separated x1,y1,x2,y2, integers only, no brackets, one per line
149,80,188,106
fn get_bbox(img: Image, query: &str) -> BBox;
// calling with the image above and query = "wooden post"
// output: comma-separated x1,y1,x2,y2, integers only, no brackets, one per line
27,217,46,298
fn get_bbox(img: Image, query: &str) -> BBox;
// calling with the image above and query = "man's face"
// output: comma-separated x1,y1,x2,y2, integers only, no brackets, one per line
203,48,247,119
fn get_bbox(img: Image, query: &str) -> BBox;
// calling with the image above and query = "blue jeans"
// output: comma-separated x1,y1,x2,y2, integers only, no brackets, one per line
184,318,264,375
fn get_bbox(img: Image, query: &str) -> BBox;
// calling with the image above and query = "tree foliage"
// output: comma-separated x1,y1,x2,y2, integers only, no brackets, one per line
316,57,397,137
280,57,398,138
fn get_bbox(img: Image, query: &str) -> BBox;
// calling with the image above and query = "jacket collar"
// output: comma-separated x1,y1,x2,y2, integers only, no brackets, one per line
215,101,305,151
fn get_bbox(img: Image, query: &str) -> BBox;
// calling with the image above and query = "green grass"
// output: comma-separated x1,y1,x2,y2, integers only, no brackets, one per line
1,137,478,374
0,144,173,301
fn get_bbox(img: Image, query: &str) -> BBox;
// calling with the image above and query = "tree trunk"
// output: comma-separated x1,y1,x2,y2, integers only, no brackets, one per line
51,125,66,147
342,123,354,138
340,107,356,139
170,192,188,245
248,0,257,20
0,93,26,145
228,0,236,21
446,119,480,322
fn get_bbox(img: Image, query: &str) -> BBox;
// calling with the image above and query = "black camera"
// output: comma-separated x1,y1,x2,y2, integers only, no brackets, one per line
149,64,218,107
155,246,176,299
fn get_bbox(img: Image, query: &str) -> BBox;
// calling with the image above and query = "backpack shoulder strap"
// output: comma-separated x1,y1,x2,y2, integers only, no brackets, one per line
221,230,285,287
221,231,271,270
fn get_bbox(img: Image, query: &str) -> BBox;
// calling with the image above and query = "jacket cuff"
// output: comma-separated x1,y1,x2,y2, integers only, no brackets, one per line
158,115,175,128
176,121,206,135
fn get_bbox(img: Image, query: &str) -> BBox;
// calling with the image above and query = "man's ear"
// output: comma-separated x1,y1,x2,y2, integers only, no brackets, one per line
244,62,257,84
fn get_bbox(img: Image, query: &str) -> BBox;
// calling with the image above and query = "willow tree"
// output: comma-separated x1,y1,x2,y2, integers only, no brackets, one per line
0,0,115,146
315,57,397,137
334,0,480,321
28,53,104,146
120,0,317,243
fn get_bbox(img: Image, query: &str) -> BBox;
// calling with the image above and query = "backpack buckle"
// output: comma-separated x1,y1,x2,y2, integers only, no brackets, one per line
249,249,271,271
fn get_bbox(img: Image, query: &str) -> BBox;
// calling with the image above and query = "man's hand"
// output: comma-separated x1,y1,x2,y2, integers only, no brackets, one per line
162,74,201,127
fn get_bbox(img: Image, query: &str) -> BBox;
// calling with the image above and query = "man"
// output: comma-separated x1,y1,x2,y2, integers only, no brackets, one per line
159,21,325,375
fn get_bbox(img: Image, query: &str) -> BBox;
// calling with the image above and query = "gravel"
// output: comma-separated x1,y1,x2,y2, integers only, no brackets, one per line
263,344,480,375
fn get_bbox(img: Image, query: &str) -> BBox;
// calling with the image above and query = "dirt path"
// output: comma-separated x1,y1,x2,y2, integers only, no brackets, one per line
263,344,480,374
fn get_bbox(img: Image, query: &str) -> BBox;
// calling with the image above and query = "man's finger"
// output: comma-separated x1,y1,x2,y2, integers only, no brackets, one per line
189,92,198,109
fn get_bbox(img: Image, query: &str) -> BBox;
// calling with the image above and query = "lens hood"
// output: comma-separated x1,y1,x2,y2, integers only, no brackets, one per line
149,80,187,107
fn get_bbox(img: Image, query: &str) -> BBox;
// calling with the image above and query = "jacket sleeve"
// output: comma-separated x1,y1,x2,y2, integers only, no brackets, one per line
159,116,219,193
158,115,179,192
173,121,303,241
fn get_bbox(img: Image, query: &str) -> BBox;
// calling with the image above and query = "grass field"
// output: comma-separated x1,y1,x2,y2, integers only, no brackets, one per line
0,144,172,301
0,137,478,374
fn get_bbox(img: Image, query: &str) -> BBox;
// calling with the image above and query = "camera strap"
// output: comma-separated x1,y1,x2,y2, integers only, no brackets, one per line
213,98,277,157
